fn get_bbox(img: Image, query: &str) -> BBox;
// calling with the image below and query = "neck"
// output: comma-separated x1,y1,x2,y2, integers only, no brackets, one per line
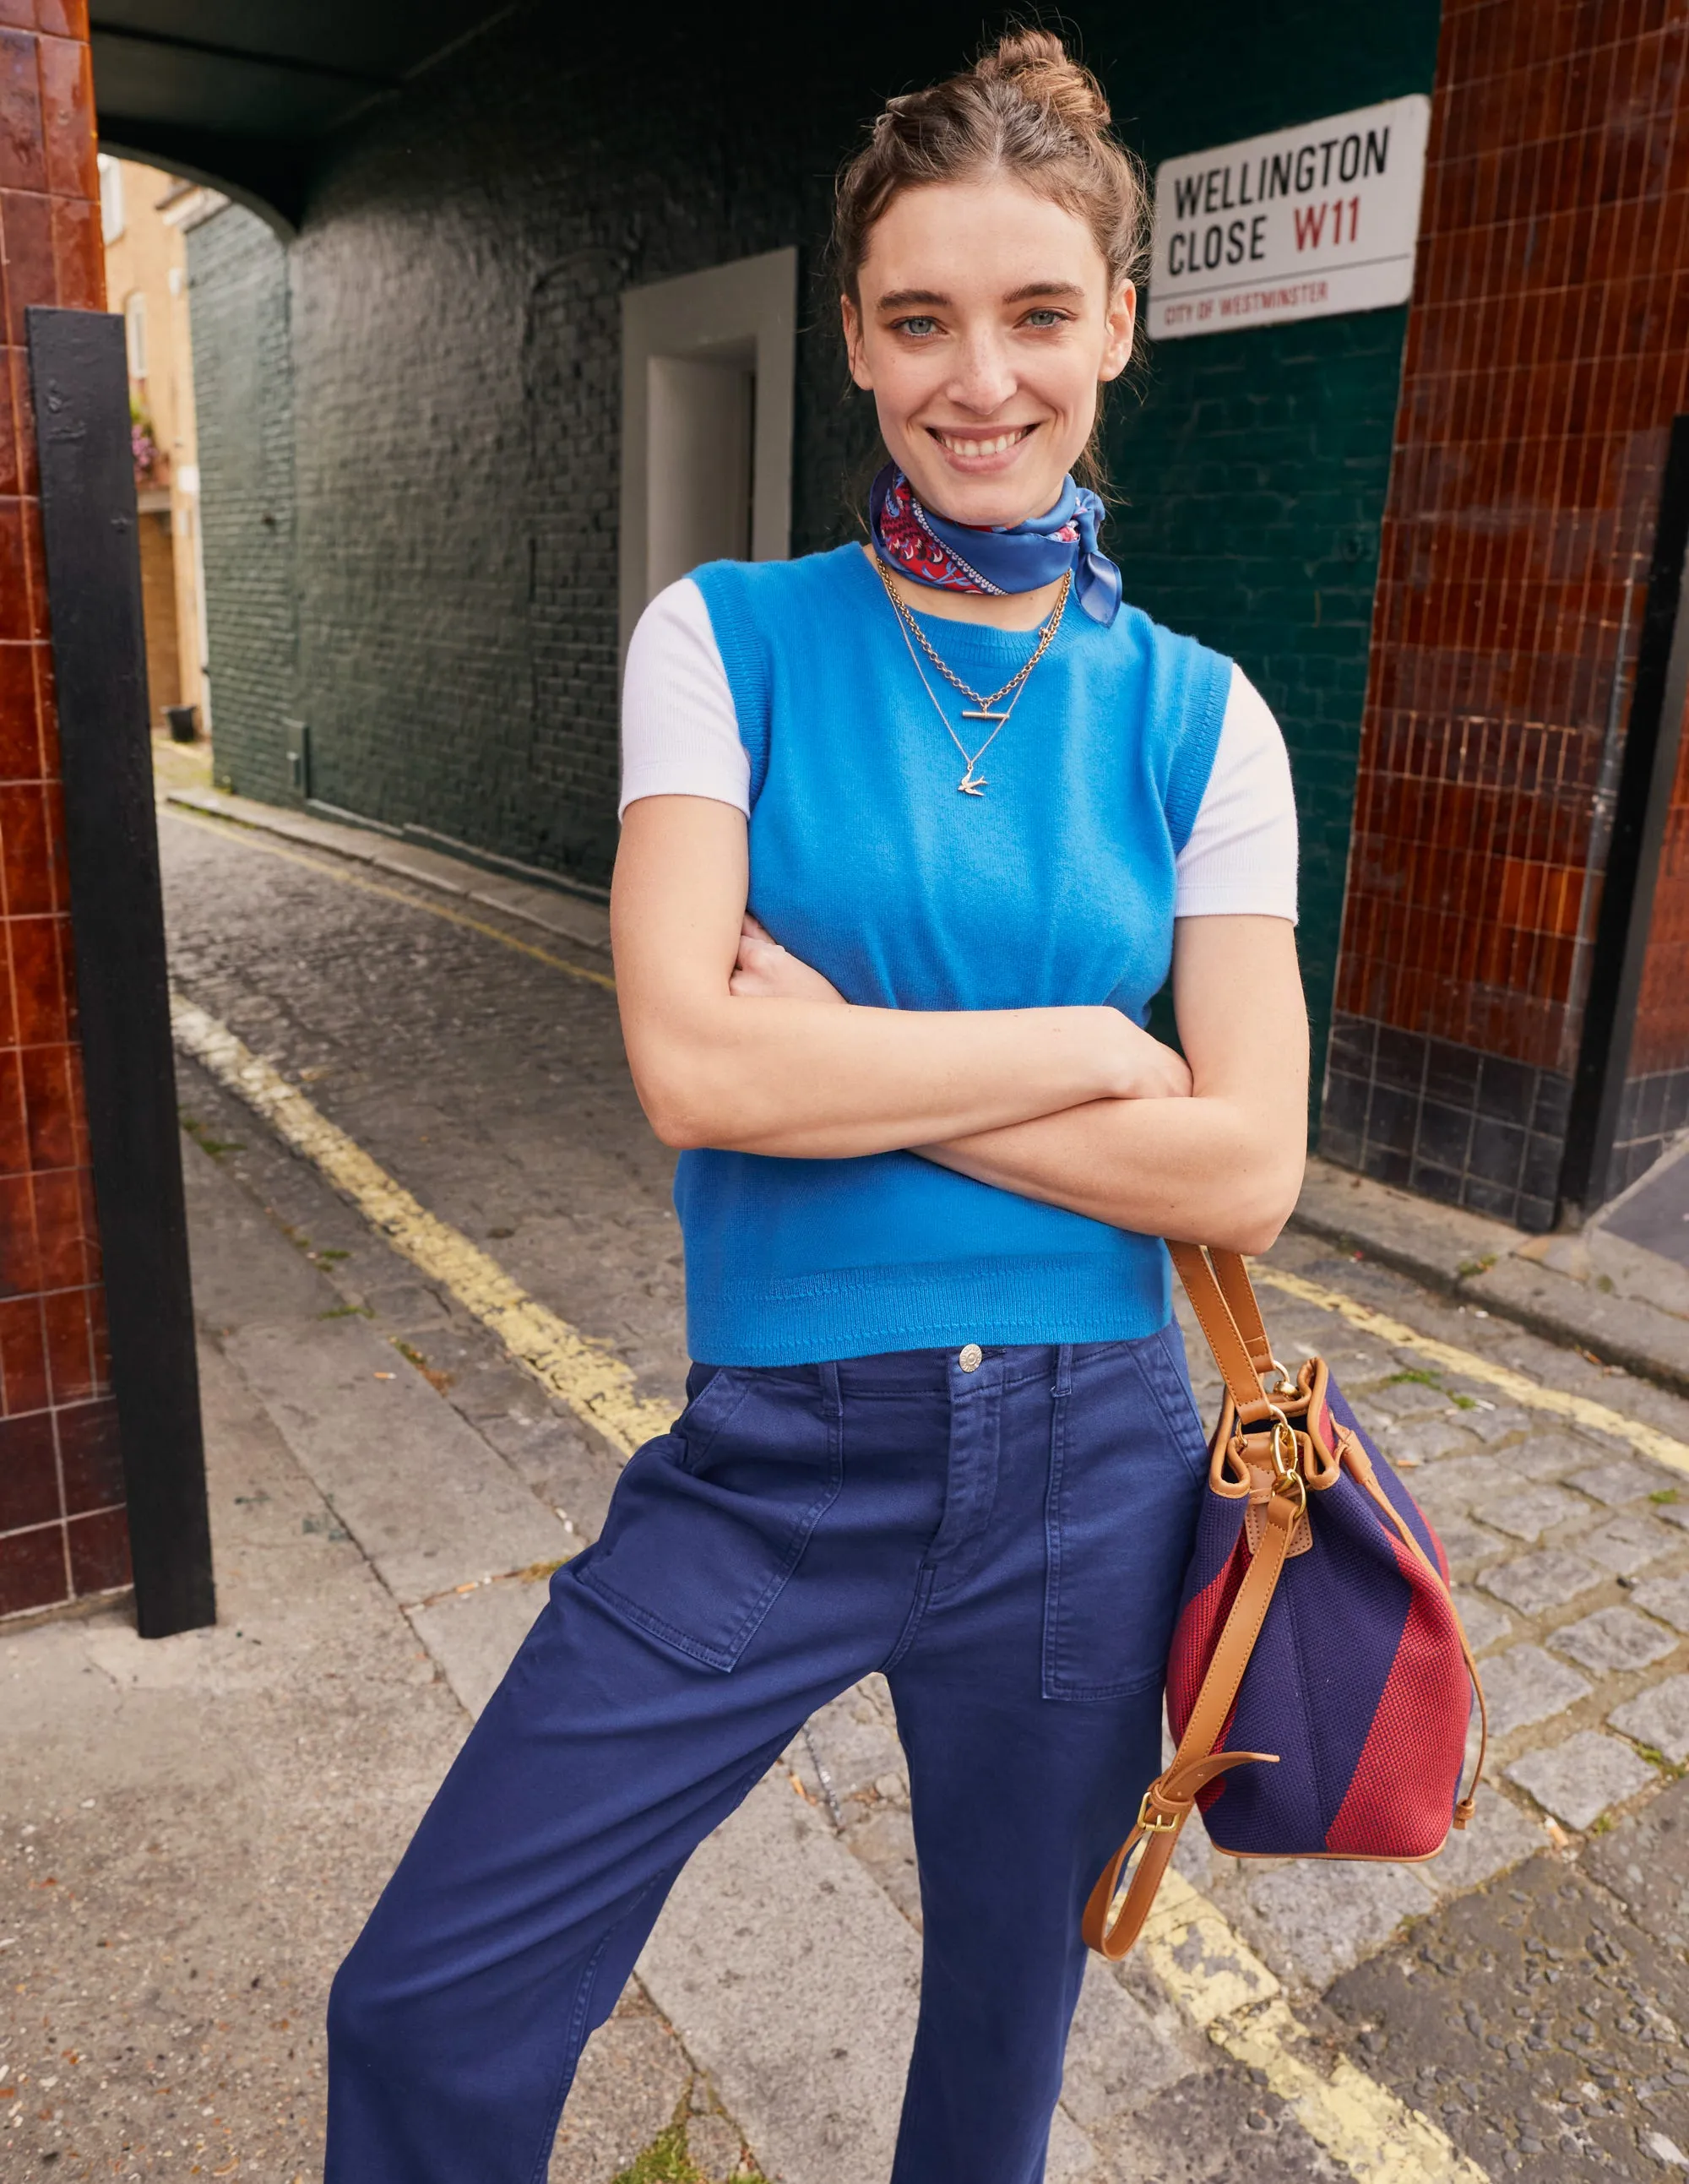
863,544,1065,631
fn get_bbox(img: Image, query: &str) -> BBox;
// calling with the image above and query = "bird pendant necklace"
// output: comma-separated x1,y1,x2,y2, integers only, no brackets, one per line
875,557,1072,796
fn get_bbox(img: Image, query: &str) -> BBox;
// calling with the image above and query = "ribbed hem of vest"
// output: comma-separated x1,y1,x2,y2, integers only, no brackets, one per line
684,1252,1172,1368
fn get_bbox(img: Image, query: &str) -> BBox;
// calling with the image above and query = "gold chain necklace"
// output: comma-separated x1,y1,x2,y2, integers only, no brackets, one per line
874,559,1072,796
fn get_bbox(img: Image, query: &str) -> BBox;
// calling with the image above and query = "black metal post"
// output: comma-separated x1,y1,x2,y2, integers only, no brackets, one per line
26,306,215,1638
1561,415,1689,1218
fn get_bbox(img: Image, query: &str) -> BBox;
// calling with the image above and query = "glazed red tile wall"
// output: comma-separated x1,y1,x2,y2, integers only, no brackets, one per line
0,2,124,1622
1335,0,1689,1082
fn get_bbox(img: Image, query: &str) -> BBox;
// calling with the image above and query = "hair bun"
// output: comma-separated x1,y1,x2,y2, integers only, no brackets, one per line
974,28,1111,133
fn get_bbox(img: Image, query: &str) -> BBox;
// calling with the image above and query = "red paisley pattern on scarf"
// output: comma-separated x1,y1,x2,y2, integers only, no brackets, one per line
875,469,1080,595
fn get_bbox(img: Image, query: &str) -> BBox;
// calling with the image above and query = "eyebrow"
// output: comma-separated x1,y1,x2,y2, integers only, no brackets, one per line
875,280,1089,311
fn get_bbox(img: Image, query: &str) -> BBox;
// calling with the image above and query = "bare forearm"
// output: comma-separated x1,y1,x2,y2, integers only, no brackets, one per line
630,997,1138,1157
918,1095,1306,1255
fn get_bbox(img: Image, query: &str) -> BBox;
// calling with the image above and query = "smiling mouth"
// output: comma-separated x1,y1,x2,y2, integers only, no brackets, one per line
929,425,1038,457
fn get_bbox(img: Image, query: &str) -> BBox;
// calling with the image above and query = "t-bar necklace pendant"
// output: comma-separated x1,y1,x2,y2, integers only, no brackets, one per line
875,559,1071,796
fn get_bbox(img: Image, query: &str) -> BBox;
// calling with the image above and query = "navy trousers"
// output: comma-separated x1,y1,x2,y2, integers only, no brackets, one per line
325,1330,1210,2184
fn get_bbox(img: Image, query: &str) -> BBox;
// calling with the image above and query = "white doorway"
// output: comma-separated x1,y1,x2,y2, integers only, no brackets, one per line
619,247,796,659
646,350,754,589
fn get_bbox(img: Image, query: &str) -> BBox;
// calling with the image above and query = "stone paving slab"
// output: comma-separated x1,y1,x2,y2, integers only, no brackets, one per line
1480,1643,1593,1736
1410,1453,1530,1509
1480,1481,1590,1542
1587,1511,1679,1573
1057,1959,1200,2133
1581,1457,1680,1507
1635,1575,1689,1633
1583,1774,1689,1949
1217,1857,1436,1991
1550,1605,1680,1676
1415,1792,1548,1902
1611,1676,1689,1764
1385,1415,1480,1463
1433,1515,1513,1578
1479,1551,1606,1618
1452,1588,1514,1651
226,1314,573,1605
1505,1730,1658,1830
406,1573,553,1716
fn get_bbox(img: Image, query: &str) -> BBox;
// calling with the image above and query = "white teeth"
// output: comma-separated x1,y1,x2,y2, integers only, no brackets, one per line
937,429,1029,456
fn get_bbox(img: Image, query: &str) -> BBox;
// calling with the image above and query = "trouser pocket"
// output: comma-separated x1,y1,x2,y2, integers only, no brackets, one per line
1042,1328,1209,1701
574,1366,841,1671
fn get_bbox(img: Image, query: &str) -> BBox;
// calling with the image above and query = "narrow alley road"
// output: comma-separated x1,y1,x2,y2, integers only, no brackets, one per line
8,801,1689,2184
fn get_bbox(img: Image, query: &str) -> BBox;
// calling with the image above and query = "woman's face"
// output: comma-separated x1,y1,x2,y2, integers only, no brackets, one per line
843,174,1135,529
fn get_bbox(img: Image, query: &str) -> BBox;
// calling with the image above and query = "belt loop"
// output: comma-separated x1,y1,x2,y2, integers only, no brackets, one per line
1054,1342,1073,1400
817,1359,843,1421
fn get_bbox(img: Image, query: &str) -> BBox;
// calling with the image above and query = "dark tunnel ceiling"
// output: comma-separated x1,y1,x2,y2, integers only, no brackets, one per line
90,2,517,228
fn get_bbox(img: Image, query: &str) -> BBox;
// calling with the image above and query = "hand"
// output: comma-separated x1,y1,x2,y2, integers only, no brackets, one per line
1095,1011,1193,1100
730,915,848,1003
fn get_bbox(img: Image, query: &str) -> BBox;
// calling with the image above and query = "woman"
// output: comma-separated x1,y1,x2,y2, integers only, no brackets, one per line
327,30,1306,2184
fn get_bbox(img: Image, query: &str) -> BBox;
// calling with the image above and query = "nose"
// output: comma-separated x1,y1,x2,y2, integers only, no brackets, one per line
946,327,1018,416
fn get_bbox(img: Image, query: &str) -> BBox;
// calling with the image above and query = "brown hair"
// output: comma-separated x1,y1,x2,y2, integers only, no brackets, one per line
830,29,1149,487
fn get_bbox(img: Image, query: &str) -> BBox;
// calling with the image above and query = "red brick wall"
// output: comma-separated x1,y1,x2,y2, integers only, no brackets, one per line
1323,0,1689,1225
0,0,127,1619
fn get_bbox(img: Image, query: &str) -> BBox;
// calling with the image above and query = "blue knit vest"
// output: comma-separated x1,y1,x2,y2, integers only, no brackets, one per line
677,545,1230,1366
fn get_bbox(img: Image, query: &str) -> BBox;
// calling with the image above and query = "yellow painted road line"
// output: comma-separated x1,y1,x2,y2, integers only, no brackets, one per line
164,804,616,993
1254,1263,1689,1475
174,983,1488,2181
1143,1871,1490,2184
170,994,671,1457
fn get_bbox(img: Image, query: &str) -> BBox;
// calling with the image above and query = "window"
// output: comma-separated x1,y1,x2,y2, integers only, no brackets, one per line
124,291,148,381
619,248,796,659
98,154,124,242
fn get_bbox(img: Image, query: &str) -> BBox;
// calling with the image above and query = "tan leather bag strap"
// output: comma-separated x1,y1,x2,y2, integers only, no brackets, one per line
1166,1241,1270,1417
1208,1250,1279,1384
1083,1483,1301,1959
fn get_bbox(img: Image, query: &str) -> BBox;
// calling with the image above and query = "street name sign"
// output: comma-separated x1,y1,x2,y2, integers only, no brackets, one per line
1148,95,1431,340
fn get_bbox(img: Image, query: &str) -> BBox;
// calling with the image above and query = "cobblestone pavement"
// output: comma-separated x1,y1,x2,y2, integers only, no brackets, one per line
146,806,1689,2178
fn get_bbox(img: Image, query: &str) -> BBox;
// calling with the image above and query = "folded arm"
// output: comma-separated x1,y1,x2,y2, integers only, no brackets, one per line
611,796,1189,1158
916,916,1307,1255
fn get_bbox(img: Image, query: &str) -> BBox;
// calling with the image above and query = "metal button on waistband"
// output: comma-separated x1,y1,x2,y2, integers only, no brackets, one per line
958,1343,983,1372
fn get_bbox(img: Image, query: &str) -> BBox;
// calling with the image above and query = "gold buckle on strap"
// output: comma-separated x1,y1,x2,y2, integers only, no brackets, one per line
1135,1787,1180,1836
1264,1408,1308,1517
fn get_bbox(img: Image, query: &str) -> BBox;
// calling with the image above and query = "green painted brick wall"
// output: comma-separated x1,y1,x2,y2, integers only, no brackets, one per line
187,0,1442,1103
186,201,296,808
1083,1,1443,1089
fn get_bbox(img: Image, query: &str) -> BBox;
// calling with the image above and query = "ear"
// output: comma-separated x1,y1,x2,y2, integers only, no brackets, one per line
841,293,875,390
1098,281,1137,384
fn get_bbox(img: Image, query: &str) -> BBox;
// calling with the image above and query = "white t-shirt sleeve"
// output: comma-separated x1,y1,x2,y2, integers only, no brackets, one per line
621,594,1298,922
1174,665,1299,922
619,577,749,818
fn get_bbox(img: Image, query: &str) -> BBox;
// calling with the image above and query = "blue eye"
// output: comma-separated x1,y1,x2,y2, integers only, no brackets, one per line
894,316,939,338
1024,309,1066,328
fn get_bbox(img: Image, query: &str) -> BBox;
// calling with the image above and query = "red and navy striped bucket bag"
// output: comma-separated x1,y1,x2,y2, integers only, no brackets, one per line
1083,1243,1488,1960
